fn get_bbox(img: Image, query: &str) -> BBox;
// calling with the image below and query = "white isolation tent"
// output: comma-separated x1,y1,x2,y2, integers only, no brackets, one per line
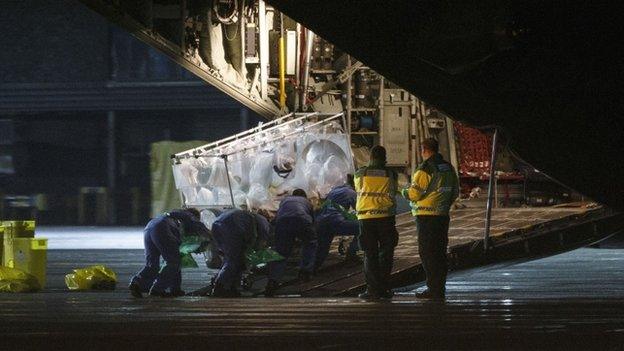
171,112,355,224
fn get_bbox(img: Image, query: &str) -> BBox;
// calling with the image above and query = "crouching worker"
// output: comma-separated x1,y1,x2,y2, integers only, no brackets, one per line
314,175,360,270
129,208,210,298
211,209,272,297
266,189,317,296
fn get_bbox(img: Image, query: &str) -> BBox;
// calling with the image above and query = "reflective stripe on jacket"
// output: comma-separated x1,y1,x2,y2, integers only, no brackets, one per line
354,165,398,219
401,153,459,216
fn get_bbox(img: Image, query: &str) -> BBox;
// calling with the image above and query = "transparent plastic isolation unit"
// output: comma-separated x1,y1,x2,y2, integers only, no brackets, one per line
172,112,355,225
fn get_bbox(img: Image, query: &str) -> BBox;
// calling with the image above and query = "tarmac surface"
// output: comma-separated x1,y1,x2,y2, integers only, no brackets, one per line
1,229,624,350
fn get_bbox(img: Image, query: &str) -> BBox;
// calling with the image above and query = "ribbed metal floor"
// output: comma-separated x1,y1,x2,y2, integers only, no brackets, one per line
279,206,607,296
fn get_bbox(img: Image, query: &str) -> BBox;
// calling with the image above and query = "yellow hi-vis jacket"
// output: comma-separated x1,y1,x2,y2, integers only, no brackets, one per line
354,163,398,219
401,153,459,216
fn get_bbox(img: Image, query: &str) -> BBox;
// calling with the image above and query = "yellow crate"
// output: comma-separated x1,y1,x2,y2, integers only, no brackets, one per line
1,221,36,264
0,226,3,265
1,221,36,238
3,237,48,288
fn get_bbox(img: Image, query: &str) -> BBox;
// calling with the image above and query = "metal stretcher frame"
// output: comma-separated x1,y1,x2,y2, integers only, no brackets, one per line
173,112,345,159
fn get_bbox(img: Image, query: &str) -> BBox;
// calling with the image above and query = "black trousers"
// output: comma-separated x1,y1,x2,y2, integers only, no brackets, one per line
416,215,450,294
358,216,399,295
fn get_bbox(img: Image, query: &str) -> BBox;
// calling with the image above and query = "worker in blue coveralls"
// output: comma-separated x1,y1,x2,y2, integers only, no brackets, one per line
265,189,317,297
129,208,210,298
313,175,360,270
210,209,272,297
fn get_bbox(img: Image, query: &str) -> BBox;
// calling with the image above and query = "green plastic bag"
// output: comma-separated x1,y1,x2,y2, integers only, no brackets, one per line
245,248,284,267
65,265,117,290
321,200,358,221
179,236,210,268
179,236,210,254
180,253,199,268
0,266,41,293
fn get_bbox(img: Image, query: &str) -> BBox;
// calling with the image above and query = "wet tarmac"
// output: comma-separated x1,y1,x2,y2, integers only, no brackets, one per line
1,233,624,350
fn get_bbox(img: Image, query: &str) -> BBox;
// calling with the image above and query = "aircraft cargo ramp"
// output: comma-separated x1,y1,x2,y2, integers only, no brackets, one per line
260,204,623,297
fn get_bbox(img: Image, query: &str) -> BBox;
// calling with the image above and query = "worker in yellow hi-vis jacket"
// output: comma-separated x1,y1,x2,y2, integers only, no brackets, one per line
401,138,459,300
354,145,398,300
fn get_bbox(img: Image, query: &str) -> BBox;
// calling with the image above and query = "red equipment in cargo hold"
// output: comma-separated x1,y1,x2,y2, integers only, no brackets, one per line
454,121,493,177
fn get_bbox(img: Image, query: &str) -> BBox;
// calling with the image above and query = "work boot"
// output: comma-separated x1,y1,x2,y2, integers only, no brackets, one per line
129,282,143,298
187,285,213,296
171,289,186,297
358,290,380,301
344,252,362,264
312,261,325,275
228,287,242,298
148,286,186,298
264,280,279,297
149,290,174,298
380,290,394,300
211,282,232,297
298,270,312,282
415,289,445,300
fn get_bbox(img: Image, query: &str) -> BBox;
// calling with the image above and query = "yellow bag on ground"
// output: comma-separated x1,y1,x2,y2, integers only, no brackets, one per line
65,265,117,290
0,266,41,293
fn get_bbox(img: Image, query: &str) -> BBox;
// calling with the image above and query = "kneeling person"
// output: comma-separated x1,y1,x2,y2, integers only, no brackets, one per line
211,209,272,297
314,177,359,270
129,208,210,298
266,189,316,295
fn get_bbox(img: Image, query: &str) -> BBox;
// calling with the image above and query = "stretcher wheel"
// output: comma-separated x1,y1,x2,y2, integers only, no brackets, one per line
242,276,253,291
338,238,346,255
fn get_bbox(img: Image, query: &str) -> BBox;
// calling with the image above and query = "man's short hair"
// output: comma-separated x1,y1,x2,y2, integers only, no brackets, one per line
421,138,439,153
292,189,307,198
370,145,387,163
185,207,201,220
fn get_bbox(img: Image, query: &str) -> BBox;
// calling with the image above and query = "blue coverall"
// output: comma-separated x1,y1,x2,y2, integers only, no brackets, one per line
314,184,360,269
130,210,210,294
268,195,317,281
211,209,271,291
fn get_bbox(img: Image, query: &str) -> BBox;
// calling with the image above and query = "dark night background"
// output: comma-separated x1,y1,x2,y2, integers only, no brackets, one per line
0,0,263,225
